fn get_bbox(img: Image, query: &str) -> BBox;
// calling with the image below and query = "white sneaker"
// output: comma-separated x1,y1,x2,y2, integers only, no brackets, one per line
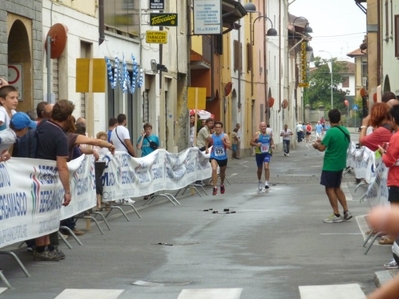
265,181,269,189
258,181,263,191
123,198,136,204
286,153,289,157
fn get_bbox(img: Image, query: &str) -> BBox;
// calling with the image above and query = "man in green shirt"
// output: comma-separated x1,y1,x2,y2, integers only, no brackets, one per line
313,109,353,223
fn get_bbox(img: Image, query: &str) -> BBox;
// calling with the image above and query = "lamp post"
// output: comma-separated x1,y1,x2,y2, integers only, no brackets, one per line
319,50,333,109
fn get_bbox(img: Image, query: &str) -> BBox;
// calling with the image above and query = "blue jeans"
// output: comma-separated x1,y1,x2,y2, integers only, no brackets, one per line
283,140,290,153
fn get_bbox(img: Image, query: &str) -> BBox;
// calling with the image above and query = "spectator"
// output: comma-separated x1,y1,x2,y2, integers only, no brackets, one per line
137,122,160,200
315,121,323,140
196,118,213,151
305,122,312,143
382,91,396,103
34,99,74,261
312,109,352,223
234,123,241,158
296,122,303,142
0,85,18,131
189,114,195,147
110,114,136,157
107,117,117,142
0,112,36,162
230,128,240,159
359,102,392,152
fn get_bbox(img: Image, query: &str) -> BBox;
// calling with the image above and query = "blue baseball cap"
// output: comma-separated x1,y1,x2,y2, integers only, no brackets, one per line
10,112,37,130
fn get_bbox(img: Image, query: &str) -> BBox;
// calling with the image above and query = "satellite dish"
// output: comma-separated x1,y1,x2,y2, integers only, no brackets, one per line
45,23,68,59
224,82,233,96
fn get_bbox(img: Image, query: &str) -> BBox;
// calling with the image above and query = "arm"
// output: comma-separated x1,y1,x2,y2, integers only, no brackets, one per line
137,132,145,150
313,140,326,152
124,139,136,157
75,135,115,154
250,133,260,147
359,116,371,145
56,156,71,206
223,134,232,150
205,138,210,154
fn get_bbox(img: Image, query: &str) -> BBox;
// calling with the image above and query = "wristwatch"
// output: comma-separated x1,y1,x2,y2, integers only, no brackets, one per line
360,126,367,129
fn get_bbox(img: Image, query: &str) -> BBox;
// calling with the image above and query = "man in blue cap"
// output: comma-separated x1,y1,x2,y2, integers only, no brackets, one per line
0,111,36,162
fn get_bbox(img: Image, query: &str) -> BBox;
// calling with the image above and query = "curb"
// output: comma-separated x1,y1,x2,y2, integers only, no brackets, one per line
374,270,399,287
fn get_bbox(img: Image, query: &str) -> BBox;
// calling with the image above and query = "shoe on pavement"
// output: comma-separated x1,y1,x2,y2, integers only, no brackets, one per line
258,181,263,191
212,187,218,196
33,249,61,261
284,153,286,156
220,185,225,194
265,181,270,189
286,153,289,157
384,259,399,269
123,198,136,204
323,214,344,223
72,228,85,236
52,246,66,260
344,211,352,221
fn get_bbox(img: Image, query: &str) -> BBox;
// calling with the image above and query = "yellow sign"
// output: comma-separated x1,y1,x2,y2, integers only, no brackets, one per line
146,30,168,44
298,82,309,88
76,58,106,93
187,87,206,109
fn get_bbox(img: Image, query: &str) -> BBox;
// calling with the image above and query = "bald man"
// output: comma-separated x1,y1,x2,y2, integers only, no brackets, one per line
387,99,399,108
42,103,54,119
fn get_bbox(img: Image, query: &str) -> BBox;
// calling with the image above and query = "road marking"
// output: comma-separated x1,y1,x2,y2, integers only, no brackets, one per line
299,283,365,299
178,288,242,299
341,183,353,201
55,289,124,299
0,288,7,295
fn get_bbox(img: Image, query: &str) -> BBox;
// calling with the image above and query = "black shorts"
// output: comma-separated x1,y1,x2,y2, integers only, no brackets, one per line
320,170,343,188
388,186,399,202
306,132,311,135
209,158,228,167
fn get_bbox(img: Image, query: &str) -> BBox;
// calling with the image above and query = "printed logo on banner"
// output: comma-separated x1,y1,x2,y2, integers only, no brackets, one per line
30,167,41,214
74,161,90,196
0,192,28,220
0,163,11,187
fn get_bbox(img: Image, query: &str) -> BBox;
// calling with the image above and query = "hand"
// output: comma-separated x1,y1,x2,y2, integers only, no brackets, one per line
271,144,275,149
93,151,100,161
109,145,116,155
257,142,262,147
312,142,318,149
0,78,9,86
362,115,370,127
205,150,209,154
142,131,146,136
377,145,385,155
0,152,10,162
63,193,71,206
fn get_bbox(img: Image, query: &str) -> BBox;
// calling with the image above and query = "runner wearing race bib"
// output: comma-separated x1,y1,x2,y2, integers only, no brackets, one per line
251,122,275,191
205,121,231,196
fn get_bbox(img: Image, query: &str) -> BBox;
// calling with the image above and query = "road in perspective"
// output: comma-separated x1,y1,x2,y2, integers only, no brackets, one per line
0,132,393,299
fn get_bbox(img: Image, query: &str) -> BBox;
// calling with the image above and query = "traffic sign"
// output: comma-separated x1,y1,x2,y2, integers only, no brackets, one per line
352,104,359,111
146,30,168,44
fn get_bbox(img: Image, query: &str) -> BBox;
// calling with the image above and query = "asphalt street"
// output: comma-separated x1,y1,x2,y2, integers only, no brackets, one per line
0,132,395,299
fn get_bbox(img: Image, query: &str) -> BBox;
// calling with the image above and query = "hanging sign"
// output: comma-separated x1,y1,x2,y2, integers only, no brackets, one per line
149,0,164,10
193,0,222,35
150,13,178,26
146,30,168,44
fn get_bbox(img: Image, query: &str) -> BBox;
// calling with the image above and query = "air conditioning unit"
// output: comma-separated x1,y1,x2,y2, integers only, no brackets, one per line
362,77,367,86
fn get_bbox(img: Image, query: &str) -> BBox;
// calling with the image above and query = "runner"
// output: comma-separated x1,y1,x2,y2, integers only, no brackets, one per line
251,122,275,191
205,121,231,196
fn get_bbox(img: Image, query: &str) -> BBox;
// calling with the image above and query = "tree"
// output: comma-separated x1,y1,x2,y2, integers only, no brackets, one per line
304,56,349,113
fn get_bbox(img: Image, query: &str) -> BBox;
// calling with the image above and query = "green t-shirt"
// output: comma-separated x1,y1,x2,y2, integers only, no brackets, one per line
321,125,350,171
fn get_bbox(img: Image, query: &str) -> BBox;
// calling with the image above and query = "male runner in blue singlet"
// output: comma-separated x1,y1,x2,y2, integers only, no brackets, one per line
250,122,275,191
205,121,231,196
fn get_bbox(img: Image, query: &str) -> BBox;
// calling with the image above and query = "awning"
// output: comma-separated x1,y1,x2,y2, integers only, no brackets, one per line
222,0,247,33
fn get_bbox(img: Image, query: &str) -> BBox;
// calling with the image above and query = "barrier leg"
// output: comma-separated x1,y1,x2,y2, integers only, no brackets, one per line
59,226,83,246
0,270,13,289
105,206,130,222
163,193,181,205
0,251,30,277
123,204,142,219
364,232,385,255
83,216,105,235
58,231,73,249
92,212,111,230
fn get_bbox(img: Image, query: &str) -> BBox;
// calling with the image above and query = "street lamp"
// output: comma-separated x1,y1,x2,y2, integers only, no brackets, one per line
319,50,334,109
249,16,278,45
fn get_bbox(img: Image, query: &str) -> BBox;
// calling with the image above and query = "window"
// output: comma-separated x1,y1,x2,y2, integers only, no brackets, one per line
233,40,242,72
395,15,399,57
342,76,349,88
104,0,139,36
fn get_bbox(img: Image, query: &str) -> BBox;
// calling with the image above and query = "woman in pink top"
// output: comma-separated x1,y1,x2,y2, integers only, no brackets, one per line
359,102,392,151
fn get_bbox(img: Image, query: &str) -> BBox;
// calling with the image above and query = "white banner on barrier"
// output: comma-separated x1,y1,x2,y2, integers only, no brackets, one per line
0,155,96,248
101,148,212,201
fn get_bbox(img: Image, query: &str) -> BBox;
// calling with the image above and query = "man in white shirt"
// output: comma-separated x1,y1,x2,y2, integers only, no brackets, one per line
280,124,293,156
296,122,303,142
110,113,136,157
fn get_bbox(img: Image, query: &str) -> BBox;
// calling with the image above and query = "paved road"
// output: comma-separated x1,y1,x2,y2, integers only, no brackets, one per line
0,135,393,298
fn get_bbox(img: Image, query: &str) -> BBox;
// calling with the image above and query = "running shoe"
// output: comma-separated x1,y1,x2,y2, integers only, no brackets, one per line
344,210,353,221
220,185,225,194
265,181,270,189
323,214,344,223
258,181,263,191
384,259,399,269
212,187,218,196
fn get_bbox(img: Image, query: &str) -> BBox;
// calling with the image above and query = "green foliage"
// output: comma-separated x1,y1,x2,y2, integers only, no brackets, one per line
304,57,349,114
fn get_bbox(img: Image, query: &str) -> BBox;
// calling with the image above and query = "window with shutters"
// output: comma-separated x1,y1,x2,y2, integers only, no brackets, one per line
342,76,349,88
233,40,242,72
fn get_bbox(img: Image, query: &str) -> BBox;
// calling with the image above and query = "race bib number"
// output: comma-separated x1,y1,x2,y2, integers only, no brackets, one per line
261,144,269,153
214,146,225,156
